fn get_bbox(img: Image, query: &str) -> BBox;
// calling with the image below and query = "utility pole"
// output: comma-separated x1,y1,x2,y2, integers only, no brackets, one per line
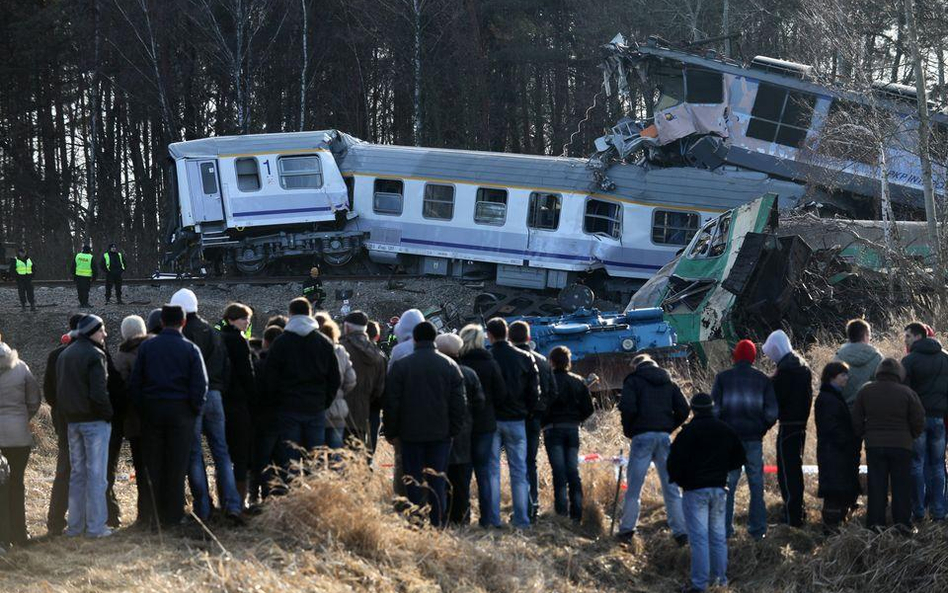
903,0,943,288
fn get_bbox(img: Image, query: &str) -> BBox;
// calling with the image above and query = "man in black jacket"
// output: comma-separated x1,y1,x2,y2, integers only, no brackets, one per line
385,322,466,527
129,305,208,528
266,297,341,478
667,393,746,593
616,354,690,544
509,320,555,523
485,318,539,528
170,288,242,522
901,321,948,521
762,329,813,528
57,314,113,538
43,314,84,535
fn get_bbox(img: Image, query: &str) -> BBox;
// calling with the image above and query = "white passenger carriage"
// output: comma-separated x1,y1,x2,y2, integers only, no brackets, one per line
166,130,804,290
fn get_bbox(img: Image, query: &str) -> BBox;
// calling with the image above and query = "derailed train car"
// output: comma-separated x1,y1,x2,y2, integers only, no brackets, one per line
164,129,804,290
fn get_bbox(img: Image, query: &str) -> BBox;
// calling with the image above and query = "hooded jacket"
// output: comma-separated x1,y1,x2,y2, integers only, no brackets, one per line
340,331,387,437
326,344,357,429
667,411,746,491
619,362,689,438
711,361,778,441
852,359,925,450
0,344,41,447
459,348,505,433
389,309,425,369
834,342,883,407
182,312,229,392
814,383,861,499
56,336,112,423
490,340,540,421
384,341,467,443
265,315,341,415
771,352,813,427
901,337,948,417
543,370,594,426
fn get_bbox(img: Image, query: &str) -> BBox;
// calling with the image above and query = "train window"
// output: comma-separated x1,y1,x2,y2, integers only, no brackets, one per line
653,64,684,111
278,155,323,189
200,162,218,195
373,178,404,216
685,69,723,104
528,192,561,230
474,188,507,225
235,158,260,192
584,198,621,239
652,210,700,245
746,83,815,147
423,184,455,220
688,212,732,258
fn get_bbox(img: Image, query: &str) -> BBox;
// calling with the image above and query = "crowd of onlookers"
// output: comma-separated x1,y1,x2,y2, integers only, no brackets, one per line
0,298,945,593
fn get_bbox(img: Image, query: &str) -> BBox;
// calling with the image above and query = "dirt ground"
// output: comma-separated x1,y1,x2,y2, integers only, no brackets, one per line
0,280,946,592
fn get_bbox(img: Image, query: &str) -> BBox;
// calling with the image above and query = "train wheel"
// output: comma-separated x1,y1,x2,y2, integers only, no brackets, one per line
323,250,354,267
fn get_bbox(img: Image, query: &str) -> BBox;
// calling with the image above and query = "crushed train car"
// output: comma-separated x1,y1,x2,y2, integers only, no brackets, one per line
627,193,937,360
596,35,948,218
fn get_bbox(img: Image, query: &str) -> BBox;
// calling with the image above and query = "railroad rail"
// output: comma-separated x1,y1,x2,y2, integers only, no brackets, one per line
0,274,427,288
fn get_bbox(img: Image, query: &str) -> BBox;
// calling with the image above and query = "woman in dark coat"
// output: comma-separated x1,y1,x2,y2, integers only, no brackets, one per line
458,324,506,528
219,303,256,509
815,361,861,532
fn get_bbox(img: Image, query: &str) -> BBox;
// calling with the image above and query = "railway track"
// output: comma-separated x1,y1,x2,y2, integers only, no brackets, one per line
0,273,427,288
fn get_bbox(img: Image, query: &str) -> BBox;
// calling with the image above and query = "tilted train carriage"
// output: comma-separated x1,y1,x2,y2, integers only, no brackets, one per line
164,130,804,291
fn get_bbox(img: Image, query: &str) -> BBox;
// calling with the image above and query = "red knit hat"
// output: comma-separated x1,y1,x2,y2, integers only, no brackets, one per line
733,339,757,363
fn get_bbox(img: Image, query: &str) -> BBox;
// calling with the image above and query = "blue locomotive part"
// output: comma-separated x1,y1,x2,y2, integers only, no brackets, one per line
505,307,679,362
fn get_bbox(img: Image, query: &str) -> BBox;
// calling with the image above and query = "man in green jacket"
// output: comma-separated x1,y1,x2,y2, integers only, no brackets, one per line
73,244,96,309
100,243,127,305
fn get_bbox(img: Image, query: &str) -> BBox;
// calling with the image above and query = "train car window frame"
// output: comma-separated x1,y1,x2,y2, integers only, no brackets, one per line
235,157,261,192
422,183,455,221
583,197,622,239
474,187,508,226
746,83,816,147
373,178,404,216
527,192,562,231
278,154,323,190
200,162,218,195
651,209,700,246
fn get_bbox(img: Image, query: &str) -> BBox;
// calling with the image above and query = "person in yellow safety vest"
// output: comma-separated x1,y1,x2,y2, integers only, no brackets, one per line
9,246,36,312
100,243,127,305
72,243,96,309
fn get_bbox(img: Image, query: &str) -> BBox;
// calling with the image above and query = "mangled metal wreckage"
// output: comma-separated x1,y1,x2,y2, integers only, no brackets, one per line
627,193,935,359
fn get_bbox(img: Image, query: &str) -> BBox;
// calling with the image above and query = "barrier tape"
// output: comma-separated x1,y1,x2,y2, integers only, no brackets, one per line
577,453,868,475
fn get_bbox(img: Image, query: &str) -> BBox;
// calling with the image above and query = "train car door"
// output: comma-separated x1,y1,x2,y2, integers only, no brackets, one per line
186,160,225,223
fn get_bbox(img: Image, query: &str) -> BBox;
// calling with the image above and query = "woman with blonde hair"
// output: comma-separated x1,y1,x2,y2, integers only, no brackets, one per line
320,319,357,449
458,324,506,527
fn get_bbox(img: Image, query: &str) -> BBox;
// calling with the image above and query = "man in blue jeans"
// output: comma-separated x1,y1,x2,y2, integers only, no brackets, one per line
617,353,690,543
265,298,340,481
56,314,114,538
170,289,243,522
901,322,948,521
485,318,539,528
668,392,746,593
711,339,778,540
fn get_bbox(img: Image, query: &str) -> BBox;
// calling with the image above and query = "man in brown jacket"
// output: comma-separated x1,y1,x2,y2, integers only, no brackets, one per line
852,357,925,530
340,311,386,453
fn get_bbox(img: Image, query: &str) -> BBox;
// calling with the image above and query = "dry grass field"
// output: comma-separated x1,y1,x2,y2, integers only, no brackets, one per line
2,299,948,592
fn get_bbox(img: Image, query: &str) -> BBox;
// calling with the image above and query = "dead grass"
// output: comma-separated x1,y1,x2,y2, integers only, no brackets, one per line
4,314,948,592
